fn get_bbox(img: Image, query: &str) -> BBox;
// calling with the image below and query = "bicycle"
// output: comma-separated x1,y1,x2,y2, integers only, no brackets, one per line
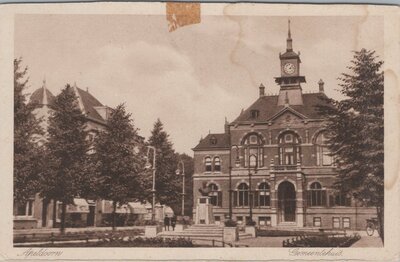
366,218,379,236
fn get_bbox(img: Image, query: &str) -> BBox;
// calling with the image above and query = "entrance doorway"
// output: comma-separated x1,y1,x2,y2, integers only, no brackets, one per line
278,181,296,222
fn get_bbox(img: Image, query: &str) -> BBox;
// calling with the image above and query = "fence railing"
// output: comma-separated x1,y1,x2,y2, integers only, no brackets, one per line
282,230,349,247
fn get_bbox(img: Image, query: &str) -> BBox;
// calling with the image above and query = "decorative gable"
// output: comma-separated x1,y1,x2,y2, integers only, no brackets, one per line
268,107,307,123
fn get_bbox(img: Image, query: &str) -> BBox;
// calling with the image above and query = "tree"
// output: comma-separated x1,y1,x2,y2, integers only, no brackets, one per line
94,104,145,230
318,49,384,242
41,84,90,233
14,58,43,206
147,119,180,212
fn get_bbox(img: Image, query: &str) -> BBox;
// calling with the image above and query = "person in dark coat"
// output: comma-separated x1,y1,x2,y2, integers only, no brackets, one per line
164,215,170,231
171,216,176,231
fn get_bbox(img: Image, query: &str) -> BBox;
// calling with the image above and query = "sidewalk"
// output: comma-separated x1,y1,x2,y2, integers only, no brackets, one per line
352,236,383,247
235,237,288,247
234,235,383,248
14,226,144,235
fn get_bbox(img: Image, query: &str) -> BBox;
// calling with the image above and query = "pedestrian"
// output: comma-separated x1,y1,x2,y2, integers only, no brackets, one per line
171,216,176,231
164,215,170,231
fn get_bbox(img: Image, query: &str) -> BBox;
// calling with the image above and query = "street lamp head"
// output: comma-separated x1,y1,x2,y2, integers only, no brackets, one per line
175,169,181,175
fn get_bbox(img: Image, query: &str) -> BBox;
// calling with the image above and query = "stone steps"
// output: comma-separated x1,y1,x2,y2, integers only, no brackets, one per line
158,225,253,243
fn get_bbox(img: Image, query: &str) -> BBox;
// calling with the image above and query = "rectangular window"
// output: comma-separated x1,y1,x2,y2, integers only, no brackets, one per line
259,216,271,226
15,200,34,216
236,216,243,225
215,216,221,225
335,194,351,206
333,217,340,229
313,217,322,227
342,217,350,229
259,192,270,206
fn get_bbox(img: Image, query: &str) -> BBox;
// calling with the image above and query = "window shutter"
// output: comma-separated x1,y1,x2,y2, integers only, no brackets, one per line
233,191,238,207
218,191,222,207
322,190,327,206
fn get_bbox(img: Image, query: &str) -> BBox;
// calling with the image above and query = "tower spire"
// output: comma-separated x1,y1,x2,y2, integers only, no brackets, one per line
287,19,293,51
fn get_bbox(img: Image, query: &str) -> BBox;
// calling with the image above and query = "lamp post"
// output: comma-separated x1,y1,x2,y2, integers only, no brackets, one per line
248,153,258,223
175,160,185,217
145,146,156,221
229,145,241,219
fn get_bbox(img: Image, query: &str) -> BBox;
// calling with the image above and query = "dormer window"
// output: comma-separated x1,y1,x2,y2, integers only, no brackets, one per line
250,110,259,119
210,136,217,145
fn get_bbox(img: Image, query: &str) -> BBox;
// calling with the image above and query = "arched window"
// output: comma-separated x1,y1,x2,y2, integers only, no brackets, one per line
308,182,326,206
205,157,212,172
208,183,221,206
278,132,301,165
214,157,221,172
258,182,270,207
315,132,333,166
235,183,249,207
242,134,264,167
330,191,351,207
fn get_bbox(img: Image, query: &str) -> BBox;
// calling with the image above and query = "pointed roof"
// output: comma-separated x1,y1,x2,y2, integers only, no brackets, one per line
29,80,55,106
193,133,230,151
232,92,331,123
72,84,109,124
280,19,300,60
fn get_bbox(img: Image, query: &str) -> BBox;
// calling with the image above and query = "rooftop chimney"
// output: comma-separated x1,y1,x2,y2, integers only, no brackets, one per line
318,79,325,93
259,83,265,97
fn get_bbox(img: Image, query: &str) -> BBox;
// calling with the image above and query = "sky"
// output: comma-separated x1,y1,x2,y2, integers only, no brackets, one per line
15,14,383,155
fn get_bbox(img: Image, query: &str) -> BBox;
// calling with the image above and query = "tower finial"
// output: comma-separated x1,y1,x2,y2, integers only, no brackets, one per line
286,19,293,51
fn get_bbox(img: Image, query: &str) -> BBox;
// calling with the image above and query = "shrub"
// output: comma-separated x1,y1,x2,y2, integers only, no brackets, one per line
224,219,237,227
283,234,361,247
246,220,256,226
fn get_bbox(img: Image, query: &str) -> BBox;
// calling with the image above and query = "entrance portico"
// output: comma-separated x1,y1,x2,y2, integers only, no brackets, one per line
278,181,296,223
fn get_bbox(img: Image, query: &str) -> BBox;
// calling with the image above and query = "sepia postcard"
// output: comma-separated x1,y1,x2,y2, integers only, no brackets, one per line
0,2,399,261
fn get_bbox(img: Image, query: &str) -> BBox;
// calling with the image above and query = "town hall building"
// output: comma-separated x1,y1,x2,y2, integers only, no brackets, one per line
192,22,376,230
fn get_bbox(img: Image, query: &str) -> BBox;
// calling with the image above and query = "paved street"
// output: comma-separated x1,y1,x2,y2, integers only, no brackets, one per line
351,236,383,247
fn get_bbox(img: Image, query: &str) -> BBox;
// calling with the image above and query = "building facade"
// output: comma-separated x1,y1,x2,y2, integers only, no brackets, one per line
192,23,376,230
13,83,154,229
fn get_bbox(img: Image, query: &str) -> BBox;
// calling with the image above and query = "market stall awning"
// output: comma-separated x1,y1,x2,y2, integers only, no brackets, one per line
66,198,89,213
128,202,148,214
164,206,174,217
102,200,130,214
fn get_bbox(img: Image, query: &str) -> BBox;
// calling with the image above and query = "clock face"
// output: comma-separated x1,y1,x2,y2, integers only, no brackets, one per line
284,63,296,74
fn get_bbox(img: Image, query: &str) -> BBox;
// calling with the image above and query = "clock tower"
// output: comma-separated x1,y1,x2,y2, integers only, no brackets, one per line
275,20,306,106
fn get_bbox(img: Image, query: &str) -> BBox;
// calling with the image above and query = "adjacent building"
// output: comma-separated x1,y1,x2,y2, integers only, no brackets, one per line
192,22,376,230
13,82,159,229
